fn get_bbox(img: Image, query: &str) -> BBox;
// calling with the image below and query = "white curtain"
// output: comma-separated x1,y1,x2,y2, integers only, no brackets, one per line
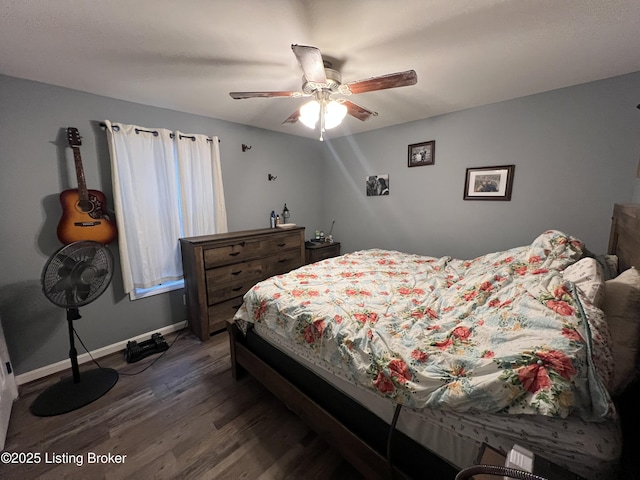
105,121,227,296
175,131,227,236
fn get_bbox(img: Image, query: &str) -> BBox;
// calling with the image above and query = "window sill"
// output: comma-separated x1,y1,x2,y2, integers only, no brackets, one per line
130,279,184,300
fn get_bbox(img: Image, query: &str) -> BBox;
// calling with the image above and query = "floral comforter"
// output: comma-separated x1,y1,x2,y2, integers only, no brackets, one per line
234,231,613,421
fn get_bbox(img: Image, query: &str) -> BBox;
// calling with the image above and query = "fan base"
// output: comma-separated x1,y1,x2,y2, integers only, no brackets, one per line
30,368,118,417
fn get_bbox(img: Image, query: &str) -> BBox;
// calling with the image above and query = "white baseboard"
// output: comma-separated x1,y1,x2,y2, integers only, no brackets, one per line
15,321,188,386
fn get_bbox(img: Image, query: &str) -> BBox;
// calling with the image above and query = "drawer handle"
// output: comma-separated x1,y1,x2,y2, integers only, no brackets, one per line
232,286,243,292
231,270,242,275
277,243,286,247
228,242,246,256
278,258,289,263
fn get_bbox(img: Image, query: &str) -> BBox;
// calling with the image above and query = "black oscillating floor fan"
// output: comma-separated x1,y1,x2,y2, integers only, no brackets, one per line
31,240,118,417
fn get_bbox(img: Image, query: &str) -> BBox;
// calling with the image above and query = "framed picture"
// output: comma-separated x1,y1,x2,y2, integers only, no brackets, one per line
366,174,389,196
408,140,435,167
463,165,515,201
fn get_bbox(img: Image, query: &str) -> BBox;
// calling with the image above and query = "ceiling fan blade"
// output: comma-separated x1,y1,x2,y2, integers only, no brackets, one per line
282,109,300,125
342,100,379,122
343,70,417,95
230,91,304,100
291,44,327,85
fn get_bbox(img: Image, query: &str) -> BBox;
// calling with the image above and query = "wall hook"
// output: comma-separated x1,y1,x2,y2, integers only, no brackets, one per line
268,174,277,181
242,144,252,152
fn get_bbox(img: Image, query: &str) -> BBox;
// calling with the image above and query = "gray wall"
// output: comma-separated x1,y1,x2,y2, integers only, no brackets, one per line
322,72,640,259
0,74,324,375
1,71,639,376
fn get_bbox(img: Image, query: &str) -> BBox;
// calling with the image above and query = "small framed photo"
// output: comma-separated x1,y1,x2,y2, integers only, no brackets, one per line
366,174,389,196
408,140,435,167
463,165,515,201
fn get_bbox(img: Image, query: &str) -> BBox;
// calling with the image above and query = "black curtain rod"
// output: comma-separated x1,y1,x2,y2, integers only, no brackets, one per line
98,122,219,143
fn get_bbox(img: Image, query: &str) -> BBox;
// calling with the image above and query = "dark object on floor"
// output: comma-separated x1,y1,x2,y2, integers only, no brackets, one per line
125,333,169,363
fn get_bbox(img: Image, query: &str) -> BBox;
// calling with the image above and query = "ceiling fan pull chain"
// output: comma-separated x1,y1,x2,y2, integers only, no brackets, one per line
319,99,325,141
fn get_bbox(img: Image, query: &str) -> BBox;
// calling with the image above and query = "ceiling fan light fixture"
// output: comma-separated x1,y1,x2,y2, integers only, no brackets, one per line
324,100,347,130
299,98,347,132
299,100,320,128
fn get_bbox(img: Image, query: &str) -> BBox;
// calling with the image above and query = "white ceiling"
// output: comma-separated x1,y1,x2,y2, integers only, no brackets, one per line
2,0,639,140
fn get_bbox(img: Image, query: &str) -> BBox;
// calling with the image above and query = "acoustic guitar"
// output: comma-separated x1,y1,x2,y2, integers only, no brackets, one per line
56,127,117,245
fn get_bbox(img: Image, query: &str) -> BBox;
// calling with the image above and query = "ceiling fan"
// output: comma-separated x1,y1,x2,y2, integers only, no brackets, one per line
230,44,418,140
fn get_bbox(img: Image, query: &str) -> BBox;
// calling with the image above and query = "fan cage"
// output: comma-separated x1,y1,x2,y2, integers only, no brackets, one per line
41,241,114,308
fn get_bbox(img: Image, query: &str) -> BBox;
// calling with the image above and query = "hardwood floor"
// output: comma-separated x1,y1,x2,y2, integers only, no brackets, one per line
1,330,364,480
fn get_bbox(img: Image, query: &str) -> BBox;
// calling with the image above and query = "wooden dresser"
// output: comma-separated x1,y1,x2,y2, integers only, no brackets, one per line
180,226,305,341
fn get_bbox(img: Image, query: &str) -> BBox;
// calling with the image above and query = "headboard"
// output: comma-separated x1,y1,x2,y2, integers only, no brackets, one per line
608,203,640,273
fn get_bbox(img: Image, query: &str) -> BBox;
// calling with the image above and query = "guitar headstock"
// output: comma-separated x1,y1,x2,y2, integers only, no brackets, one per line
67,127,82,147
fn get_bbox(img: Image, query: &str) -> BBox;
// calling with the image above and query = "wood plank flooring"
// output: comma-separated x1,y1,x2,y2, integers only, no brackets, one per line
1,330,364,480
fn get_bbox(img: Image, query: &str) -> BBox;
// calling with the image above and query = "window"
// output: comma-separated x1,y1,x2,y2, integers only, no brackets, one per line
104,121,227,300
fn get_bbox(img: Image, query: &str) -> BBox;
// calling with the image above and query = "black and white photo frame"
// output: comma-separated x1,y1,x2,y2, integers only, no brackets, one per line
408,140,435,167
366,174,389,196
463,165,515,201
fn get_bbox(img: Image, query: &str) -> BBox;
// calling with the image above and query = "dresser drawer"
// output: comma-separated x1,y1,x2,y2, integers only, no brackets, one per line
269,232,303,251
206,281,254,305
203,239,267,268
205,261,265,304
208,296,245,331
206,257,269,287
206,258,266,304
206,250,302,304
267,249,304,276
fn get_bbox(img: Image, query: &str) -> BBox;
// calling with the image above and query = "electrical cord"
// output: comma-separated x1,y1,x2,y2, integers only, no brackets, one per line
73,327,184,376
455,464,548,480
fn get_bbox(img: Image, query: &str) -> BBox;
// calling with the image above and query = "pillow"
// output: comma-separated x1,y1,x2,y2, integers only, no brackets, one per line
563,257,605,308
602,266,640,397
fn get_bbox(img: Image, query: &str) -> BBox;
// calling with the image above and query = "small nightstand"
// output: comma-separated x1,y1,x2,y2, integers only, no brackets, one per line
305,241,341,264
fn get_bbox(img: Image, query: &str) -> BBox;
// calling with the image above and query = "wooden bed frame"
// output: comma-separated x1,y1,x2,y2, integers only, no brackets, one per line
608,203,640,271
228,203,640,479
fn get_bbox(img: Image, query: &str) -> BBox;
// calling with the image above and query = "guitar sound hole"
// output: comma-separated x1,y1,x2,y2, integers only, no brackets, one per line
75,193,107,219
77,200,94,213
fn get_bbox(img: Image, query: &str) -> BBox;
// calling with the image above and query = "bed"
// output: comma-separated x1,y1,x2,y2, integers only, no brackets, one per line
228,203,640,480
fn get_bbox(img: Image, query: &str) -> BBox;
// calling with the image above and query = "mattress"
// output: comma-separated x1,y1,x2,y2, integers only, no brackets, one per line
252,318,622,480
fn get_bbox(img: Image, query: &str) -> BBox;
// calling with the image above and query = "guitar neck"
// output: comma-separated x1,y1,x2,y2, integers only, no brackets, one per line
71,146,89,201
